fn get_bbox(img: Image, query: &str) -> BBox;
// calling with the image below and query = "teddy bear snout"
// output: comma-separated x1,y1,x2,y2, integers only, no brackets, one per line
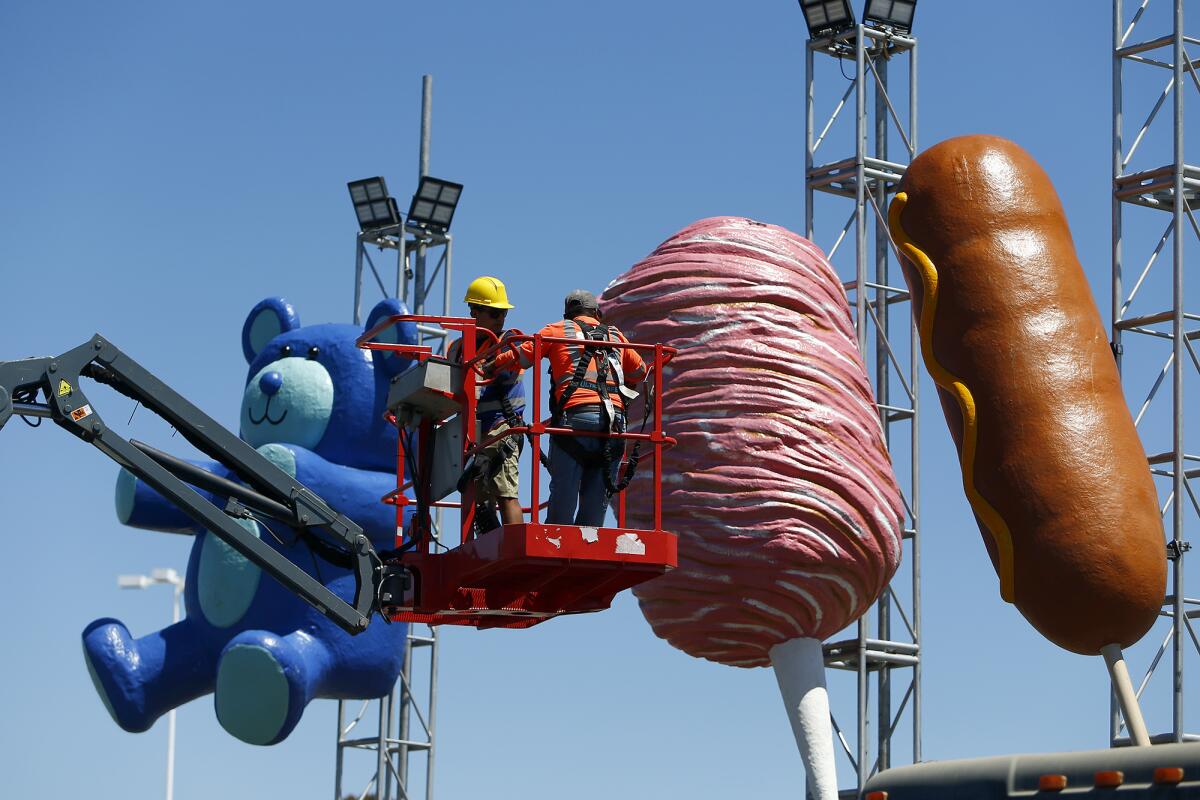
259,371,284,396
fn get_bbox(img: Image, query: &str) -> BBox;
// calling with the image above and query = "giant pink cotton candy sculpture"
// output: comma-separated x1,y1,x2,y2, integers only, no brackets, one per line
601,217,904,798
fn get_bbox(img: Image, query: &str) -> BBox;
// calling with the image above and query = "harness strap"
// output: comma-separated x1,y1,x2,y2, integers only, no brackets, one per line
609,365,655,497
478,398,526,414
591,336,616,434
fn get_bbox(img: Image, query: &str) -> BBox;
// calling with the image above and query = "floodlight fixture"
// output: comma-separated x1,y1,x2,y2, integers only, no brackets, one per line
348,176,402,232
799,0,855,39
407,176,463,232
862,0,916,34
118,569,184,590
151,567,182,584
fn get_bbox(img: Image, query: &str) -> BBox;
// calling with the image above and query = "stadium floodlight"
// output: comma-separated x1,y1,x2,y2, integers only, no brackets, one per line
799,0,855,39
348,177,402,232
406,176,463,232
862,0,917,34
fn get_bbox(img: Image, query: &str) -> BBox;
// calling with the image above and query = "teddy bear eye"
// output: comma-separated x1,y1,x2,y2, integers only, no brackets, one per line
307,346,320,360
281,344,292,357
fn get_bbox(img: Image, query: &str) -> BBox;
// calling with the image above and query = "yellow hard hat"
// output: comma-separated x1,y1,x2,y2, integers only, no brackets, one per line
464,276,514,310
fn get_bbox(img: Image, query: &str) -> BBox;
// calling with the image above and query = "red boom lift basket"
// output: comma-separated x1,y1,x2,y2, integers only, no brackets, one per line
358,314,678,629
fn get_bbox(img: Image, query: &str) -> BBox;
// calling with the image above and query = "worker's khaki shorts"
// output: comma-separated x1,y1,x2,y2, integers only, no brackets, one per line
477,421,520,500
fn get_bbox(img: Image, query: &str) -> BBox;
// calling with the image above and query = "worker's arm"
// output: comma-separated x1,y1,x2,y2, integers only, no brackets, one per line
619,331,648,386
488,342,526,374
489,323,555,373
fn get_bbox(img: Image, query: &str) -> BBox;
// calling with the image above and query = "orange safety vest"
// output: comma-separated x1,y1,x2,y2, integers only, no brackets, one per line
492,316,647,414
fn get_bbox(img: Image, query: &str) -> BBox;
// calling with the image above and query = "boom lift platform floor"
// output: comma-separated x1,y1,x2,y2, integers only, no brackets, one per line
388,522,677,629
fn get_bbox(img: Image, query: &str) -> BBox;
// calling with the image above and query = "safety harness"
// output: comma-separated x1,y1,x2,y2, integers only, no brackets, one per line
549,320,644,497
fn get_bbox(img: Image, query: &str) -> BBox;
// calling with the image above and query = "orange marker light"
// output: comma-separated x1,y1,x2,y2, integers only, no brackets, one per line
1038,774,1068,791
1094,770,1124,787
864,792,888,800
1154,767,1185,785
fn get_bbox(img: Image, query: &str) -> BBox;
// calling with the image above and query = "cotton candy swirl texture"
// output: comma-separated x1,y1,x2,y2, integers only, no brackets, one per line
601,217,904,668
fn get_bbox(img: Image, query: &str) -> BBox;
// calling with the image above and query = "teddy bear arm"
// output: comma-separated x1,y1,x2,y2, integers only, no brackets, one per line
115,461,224,534
278,446,403,545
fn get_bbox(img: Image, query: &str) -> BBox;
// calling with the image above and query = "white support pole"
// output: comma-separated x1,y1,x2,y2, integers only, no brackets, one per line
771,637,839,799
1102,643,1151,746
165,583,180,800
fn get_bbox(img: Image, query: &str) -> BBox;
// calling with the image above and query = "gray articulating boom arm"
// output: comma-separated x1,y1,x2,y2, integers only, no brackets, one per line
0,334,379,634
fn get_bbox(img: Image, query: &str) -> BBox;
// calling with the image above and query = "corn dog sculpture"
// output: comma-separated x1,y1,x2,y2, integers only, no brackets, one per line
888,135,1166,744
601,217,904,798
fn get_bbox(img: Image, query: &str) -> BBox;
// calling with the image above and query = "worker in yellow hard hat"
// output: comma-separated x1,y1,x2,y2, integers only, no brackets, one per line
448,276,525,533
462,276,514,311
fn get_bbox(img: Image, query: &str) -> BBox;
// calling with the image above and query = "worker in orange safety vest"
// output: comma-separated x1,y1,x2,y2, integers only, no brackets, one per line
487,289,646,526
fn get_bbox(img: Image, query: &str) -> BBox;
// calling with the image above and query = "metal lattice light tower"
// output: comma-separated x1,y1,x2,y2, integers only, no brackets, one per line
803,4,920,794
337,74,454,800
1111,0,1198,746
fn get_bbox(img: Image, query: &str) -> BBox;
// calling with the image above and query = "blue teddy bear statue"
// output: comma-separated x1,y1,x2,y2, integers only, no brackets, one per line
83,296,418,745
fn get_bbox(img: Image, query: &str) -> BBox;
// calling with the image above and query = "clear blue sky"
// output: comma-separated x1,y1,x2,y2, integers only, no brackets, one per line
1,1,1195,798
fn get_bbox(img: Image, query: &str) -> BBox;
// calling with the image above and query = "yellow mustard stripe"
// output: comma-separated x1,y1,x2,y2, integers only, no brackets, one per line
888,193,1016,604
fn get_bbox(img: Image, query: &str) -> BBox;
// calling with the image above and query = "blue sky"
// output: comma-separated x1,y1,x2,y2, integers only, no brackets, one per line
1,1,1196,798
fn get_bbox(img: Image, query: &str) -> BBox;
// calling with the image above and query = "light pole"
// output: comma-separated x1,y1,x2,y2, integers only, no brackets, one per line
118,567,185,800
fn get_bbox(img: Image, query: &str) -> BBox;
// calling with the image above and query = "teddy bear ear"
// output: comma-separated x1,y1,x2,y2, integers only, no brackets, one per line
365,298,418,377
242,298,301,363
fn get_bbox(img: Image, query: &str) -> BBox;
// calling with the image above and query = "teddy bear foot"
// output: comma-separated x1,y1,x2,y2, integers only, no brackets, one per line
215,629,331,745
81,619,158,733
83,616,217,733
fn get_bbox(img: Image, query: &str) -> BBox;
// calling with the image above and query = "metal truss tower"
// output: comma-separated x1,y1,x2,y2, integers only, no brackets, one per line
337,75,453,800
1111,0,1198,746
805,22,920,795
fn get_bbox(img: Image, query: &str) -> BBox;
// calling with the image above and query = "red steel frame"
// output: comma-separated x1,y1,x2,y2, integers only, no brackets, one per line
358,314,679,629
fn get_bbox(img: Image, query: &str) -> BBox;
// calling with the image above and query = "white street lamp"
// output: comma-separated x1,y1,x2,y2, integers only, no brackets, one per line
118,567,185,800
